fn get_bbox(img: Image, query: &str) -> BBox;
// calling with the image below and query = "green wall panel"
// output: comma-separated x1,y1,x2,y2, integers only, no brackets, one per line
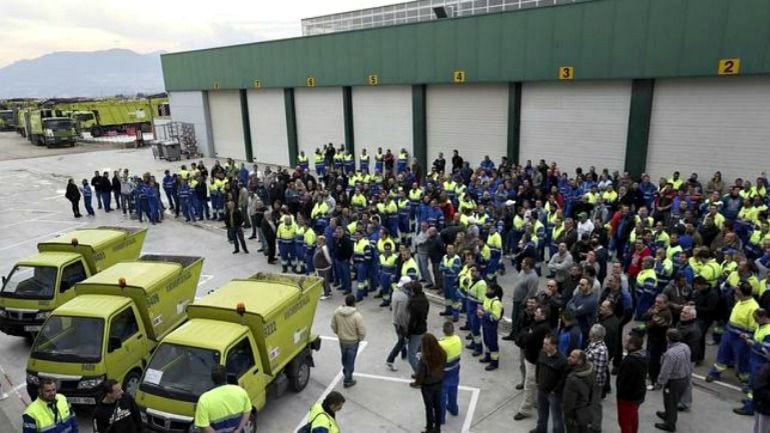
162,0,770,91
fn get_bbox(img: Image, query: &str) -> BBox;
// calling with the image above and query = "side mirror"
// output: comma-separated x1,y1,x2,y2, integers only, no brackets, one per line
108,336,122,353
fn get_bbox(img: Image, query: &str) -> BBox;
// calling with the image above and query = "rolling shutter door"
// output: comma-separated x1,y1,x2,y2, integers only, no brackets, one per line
208,90,246,161
352,86,413,162
295,87,345,157
647,76,770,184
520,81,631,175
426,84,508,169
247,89,290,167
168,91,211,156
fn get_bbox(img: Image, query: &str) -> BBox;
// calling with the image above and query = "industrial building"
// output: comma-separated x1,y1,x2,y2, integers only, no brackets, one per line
161,0,770,183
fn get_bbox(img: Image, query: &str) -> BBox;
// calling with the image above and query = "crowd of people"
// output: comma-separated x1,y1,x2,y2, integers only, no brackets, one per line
61,143,770,433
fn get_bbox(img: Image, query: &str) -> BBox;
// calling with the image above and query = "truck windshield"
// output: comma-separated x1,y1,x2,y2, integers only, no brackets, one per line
141,343,220,402
1,265,57,299
0,111,12,121
32,315,104,363
44,119,74,130
73,113,94,122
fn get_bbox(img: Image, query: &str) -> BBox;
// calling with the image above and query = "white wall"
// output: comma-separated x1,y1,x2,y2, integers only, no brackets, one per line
247,89,290,167
294,87,345,157
168,91,211,156
352,85,413,162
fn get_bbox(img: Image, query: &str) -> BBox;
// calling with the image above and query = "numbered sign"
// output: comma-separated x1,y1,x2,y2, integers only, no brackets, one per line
718,58,740,75
453,70,466,83
253,80,262,89
306,76,316,87
368,74,379,86
558,66,574,80
213,81,221,90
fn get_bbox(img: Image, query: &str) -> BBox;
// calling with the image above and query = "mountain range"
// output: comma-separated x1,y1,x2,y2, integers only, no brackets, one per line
0,49,166,99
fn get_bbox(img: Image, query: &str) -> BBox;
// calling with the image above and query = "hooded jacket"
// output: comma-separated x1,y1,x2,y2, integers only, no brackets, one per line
563,362,597,426
330,306,366,345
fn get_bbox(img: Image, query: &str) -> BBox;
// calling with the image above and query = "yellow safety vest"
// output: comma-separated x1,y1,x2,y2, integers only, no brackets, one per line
277,223,296,240
439,335,463,364
23,395,75,433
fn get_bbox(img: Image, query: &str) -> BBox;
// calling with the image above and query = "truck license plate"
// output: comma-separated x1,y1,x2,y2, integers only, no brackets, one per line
24,325,41,332
68,397,95,405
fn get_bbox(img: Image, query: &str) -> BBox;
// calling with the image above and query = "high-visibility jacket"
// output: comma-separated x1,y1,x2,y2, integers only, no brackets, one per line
22,395,77,433
726,271,761,297
193,385,251,432
380,254,397,276
353,239,372,264
482,296,503,321
304,226,317,247
314,153,324,164
729,298,759,333
311,202,330,219
439,334,463,371
400,257,419,280
635,268,658,297
467,278,487,304
298,154,308,164
306,403,340,433
351,193,367,208
377,238,396,254
277,222,297,241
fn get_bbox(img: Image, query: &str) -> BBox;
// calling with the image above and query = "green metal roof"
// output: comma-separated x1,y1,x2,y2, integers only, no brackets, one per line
81,262,182,290
163,319,248,353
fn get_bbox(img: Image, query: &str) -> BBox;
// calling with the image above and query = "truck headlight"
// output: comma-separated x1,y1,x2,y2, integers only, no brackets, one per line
44,129,54,137
35,311,50,320
77,375,105,389
26,373,39,385
0,309,6,318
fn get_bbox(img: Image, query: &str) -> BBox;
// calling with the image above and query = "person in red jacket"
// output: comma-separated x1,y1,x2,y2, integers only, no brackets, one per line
627,238,651,279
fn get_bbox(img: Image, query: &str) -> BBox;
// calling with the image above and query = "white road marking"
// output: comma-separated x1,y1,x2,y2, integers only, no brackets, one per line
463,387,480,433
198,274,214,287
691,373,744,392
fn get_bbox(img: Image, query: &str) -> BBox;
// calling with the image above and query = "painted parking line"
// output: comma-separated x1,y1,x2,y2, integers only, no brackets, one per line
691,373,744,392
0,222,88,252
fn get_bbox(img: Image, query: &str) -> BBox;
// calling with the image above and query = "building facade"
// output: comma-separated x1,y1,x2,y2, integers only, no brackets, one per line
162,0,770,183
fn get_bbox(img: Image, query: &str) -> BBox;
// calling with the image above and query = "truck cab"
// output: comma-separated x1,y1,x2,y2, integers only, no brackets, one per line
0,109,13,131
136,273,322,433
41,117,77,147
0,226,147,337
26,255,202,405
71,110,97,133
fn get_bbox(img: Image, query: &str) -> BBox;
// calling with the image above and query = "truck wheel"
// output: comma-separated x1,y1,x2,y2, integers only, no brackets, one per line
246,411,257,433
288,357,311,392
123,370,142,397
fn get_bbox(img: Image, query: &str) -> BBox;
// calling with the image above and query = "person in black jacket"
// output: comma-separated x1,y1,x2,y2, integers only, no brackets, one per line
411,333,446,433
616,334,648,433
91,170,103,209
224,200,249,254
676,305,701,411
97,171,113,212
563,350,597,433
692,276,719,365
407,282,429,374
753,358,770,431
92,379,141,433
111,170,121,210
534,334,568,433
514,306,551,421
65,179,82,218
333,226,354,295
261,208,277,264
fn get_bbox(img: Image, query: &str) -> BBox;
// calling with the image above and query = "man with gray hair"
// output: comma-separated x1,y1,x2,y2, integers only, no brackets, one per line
675,305,701,412
586,324,609,433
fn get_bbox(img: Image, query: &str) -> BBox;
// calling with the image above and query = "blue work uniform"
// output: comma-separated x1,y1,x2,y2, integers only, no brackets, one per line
439,254,462,321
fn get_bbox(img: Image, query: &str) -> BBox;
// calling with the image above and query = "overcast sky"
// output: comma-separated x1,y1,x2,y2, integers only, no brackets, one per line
0,0,398,68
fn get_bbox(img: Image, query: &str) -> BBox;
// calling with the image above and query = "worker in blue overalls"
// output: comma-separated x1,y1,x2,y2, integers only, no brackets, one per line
707,282,759,384
734,308,770,415
359,148,370,174
397,190,411,247
177,178,194,222
465,266,487,357
162,169,176,211
479,283,504,370
277,215,297,273
314,149,326,177
353,229,373,302
374,147,384,174
377,242,397,307
439,244,462,322
397,148,408,174
80,179,95,216
146,177,161,224
439,321,463,425
298,151,309,171
294,215,308,274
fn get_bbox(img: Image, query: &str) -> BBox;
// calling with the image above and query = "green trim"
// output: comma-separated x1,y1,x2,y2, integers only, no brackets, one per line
412,84,427,175
342,86,355,157
507,82,522,165
284,88,298,167
239,89,254,162
624,79,655,177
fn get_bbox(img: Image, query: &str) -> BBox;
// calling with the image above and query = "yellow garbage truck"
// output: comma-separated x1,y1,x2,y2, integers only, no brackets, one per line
0,226,147,337
25,255,203,405
135,273,322,433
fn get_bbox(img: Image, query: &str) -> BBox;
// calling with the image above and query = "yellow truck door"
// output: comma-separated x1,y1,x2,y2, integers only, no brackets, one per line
105,306,147,395
225,336,265,409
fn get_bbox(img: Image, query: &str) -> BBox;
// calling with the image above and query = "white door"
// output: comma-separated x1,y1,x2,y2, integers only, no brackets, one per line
426,84,508,170
208,90,246,161
352,86,413,164
647,76,770,185
247,89,290,167
294,87,345,157
519,80,631,176
168,91,211,156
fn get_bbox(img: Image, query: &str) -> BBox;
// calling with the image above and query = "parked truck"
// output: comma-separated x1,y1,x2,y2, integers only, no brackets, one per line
0,109,13,131
26,109,78,147
57,95,169,137
135,273,322,433
26,254,203,405
0,226,147,338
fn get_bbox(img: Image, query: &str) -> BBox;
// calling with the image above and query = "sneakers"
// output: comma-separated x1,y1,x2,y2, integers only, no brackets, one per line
343,380,357,388
515,383,524,390
513,413,529,421
320,295,331,300
386,362,398,372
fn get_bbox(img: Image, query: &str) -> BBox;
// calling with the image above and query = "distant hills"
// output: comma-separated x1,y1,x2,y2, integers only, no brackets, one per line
0,49,166,99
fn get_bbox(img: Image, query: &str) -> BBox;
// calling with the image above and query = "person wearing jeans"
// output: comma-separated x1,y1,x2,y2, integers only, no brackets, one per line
533,334,567,433
387,277,412,370
331,295,366,388
407,283,429,374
